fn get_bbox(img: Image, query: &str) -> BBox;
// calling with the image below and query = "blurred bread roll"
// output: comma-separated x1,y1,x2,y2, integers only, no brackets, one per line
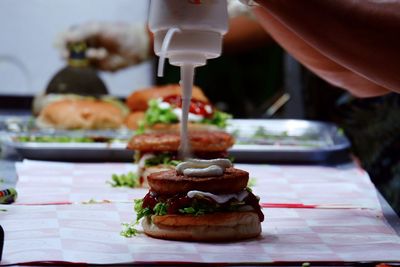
126,84,209,112
124,111,145,130
37,99,125,130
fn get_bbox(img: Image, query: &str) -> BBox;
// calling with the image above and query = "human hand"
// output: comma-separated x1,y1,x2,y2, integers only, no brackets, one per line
251,0,399,96
56,22,151,72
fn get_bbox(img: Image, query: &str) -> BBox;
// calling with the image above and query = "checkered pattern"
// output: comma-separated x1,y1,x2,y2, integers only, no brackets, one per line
2,204,400,264
1,160,398,264
15,160,380,209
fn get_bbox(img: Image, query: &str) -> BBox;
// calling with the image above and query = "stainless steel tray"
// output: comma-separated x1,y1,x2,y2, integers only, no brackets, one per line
1,118,350,163
226,119,350,163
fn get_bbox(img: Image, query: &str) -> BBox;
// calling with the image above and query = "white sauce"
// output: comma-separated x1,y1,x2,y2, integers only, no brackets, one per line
158,101,171,110
187,190,249,204
173,108,204,122
179,65,195,159
176,158,232,177
204,105,213,114
138,153,156,169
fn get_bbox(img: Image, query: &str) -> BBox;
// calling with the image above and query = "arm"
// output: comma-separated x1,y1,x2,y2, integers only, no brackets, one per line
253,0,400,95
223,15,273,54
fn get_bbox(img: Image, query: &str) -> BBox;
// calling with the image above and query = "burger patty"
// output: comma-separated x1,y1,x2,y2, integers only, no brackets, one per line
148,167,249,195
127,130,234,152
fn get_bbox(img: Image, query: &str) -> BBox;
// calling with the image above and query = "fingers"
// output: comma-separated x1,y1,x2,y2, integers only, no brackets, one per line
254,0,400,94
253,7,391,98
55,21,150,71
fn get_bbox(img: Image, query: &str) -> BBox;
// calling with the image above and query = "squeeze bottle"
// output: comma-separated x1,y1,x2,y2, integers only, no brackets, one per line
148,0,229,157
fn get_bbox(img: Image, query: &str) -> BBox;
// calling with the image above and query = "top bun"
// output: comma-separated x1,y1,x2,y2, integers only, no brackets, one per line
126,84,209,112
37,99,125,130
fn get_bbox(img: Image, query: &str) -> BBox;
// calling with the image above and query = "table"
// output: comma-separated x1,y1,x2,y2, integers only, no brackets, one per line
1,112,400,265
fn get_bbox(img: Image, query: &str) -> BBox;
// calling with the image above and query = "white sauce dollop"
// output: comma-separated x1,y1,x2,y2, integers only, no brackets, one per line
159,101,171,110
173,108,204,122
176,158,232,177
187,190,249,204
138,153,155,169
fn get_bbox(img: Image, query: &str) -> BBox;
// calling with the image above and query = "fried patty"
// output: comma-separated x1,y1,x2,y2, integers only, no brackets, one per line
127,130,234,152
148,167,249,195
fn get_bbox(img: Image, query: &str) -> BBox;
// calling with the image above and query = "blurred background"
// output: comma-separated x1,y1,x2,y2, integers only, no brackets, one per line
0,0,153,98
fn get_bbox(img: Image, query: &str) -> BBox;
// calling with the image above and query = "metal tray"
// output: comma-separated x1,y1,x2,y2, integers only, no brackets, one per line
226,119,350,163
1,118,350,163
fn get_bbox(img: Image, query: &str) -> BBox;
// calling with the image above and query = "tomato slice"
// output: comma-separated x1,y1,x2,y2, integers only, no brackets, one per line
162,95,213,118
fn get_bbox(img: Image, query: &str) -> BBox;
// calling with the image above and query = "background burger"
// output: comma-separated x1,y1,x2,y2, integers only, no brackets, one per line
127,130,235,187
134,159,264,242
36,97,129,130
124,84,231,132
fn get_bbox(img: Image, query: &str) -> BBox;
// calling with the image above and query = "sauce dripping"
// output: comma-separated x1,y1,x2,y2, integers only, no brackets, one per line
179,65,195,160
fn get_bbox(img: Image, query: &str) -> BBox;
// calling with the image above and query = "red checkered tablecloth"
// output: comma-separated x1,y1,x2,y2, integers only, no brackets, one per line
0,160,398,265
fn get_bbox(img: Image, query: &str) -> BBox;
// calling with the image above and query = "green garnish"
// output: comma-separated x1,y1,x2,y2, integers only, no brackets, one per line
144,99,179,126
201,110,232,128
144,153,181,167
0,209,7,212
179,206,206,216
120,199,151,238
82,199,111,204
134,199,152,223
139,99,232,131
120,223,139,238
108,172,140,188
17,136,94,143
153,203,168,216
248,178,257,188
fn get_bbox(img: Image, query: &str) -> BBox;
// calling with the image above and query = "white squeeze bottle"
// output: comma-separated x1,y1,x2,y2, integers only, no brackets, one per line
148,0,229,158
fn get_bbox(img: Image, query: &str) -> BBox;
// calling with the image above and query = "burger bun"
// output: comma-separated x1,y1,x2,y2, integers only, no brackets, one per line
142,211,262,242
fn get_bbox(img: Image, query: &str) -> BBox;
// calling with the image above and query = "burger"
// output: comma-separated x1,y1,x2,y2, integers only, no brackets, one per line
134,158,264,242
124,84,231,131
36,97,129,130
127,130,235,187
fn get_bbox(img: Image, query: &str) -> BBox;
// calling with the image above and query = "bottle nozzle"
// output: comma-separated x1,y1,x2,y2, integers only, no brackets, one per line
157,28,181,77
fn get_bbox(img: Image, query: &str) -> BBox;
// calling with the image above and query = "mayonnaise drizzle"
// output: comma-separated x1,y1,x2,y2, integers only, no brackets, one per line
187,190,249,204
176,158,232,177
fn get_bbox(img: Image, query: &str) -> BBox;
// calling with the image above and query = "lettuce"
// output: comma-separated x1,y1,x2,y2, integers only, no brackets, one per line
200,110,232,128
140,99,232,130
134,199,152,223
144,153,181,167
144,99,179,126
108,172,140,188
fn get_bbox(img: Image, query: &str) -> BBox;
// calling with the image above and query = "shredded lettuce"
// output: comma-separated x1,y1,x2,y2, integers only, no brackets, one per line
201,110,232,128
144,99,179,126
153,203,168,216
134,199,152,223
108,172,140,188
144,153,181,167
17,136,93,143
140,99,232,130
120,223,139,238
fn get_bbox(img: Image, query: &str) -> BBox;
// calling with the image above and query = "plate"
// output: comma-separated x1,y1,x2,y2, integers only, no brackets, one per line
2,118,350,163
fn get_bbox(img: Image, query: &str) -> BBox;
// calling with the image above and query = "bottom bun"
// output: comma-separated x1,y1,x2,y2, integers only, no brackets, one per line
142,211,261,242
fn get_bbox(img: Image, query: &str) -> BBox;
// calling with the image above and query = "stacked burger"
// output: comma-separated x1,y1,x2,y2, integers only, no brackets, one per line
126,84,233,187
125,84,231,132
128,130,234,187
135,159,264,242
